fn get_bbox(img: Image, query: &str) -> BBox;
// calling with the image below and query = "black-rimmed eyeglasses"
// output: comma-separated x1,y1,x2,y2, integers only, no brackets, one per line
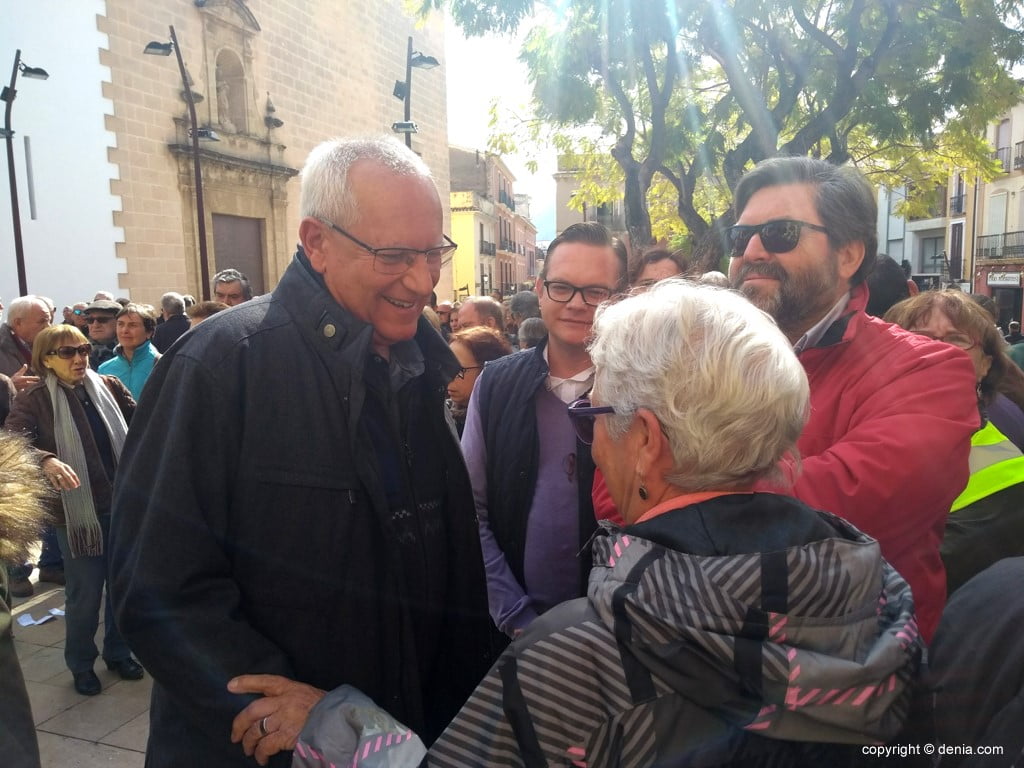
543,281,613,307
319,218,457,275
728,219,829,258
455,365,482,380
567,397,616,445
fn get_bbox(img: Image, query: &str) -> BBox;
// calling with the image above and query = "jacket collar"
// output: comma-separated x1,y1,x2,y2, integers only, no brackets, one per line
803,281,869,353
273,247,460,389
113,339,156,361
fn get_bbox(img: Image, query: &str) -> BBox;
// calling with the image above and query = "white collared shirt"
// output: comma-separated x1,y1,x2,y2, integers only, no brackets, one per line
542,345,595,404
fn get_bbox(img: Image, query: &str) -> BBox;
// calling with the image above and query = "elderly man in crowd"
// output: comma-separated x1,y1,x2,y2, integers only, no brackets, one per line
83,299,120,370
212,268,253,306
727,156,978,642
0,295,63,598
109,137,495,768
0,296,49,391
152,292,190,352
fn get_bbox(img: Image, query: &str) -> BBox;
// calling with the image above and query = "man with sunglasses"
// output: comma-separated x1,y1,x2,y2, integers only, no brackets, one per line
727,156,978,643
461,222,627,643
108,137,495,768
82,299,120,370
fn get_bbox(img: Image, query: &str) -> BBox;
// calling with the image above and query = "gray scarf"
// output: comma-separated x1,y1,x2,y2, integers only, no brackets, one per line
45,371,128,557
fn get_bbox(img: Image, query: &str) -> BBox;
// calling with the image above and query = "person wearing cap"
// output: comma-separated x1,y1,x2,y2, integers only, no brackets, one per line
83,300,120,370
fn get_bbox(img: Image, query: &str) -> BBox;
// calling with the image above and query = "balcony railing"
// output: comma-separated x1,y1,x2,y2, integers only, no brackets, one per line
1015,141,1024,170
909,194,947,221
480,240,496,256
977,230,1024,260
949,194,965,215
992,146,1012,173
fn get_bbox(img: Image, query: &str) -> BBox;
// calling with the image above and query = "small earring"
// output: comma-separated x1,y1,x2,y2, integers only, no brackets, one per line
638,485,649,500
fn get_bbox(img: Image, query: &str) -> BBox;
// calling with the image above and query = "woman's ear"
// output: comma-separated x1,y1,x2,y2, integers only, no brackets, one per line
633,408,667,474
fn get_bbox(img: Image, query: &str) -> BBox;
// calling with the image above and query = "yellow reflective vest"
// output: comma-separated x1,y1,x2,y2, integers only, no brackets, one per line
951,421,1024,512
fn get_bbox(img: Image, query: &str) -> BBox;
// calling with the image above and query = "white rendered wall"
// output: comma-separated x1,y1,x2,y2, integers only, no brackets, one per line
0,0,124,310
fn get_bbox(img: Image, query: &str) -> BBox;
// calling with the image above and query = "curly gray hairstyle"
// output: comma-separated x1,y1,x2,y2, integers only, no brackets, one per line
588,279,809,490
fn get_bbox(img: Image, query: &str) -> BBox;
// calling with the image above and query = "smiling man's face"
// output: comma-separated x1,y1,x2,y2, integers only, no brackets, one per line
302,160,444,357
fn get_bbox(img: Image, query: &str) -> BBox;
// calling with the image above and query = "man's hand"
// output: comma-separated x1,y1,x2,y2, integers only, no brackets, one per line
228,674,326,766
42,457,81,491
12,364,40,391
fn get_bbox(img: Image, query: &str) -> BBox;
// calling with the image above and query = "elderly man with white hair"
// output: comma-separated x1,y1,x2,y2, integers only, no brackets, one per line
151,292,190,353
108,136,494,767
0,296,50,391
430,280,921,767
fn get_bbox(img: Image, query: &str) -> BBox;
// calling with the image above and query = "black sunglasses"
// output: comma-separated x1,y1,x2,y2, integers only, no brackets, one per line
567,397,616,445
728,219,829,257
47,344,92,360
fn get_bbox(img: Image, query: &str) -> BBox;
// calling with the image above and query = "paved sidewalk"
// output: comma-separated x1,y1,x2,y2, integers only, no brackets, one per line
11,575,147,767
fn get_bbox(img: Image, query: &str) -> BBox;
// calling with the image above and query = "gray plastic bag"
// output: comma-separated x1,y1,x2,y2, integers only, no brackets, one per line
292,685,426,768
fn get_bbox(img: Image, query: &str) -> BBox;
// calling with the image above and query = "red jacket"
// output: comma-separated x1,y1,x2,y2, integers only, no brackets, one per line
594,284,978,643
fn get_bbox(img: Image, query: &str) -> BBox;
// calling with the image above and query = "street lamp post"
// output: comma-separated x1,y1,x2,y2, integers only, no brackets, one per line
144,25,213,300
392,36,438,148
2,50,49,295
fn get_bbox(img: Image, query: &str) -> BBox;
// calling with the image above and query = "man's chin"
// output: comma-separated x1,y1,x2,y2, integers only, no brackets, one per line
738,283,780,313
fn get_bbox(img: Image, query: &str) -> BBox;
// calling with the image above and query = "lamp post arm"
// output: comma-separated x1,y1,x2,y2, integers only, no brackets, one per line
169,25,211,300
5,49,28,295
404,36,413,148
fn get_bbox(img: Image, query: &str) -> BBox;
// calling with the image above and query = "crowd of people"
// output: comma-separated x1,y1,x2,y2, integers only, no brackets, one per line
2,137,1023,768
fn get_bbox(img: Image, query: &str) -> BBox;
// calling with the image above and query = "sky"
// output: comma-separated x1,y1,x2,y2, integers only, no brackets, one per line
444,16,557,241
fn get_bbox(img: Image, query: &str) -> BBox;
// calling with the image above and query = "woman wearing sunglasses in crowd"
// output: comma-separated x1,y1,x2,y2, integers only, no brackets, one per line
884,290,1024,594
446,326,512,436
3,325,144,697
429,280,919,766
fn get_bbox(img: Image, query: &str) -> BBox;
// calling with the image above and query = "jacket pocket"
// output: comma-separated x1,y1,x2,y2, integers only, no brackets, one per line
233,465,364,610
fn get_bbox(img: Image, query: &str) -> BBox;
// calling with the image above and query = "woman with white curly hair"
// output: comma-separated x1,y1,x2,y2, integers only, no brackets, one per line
428,280,921,767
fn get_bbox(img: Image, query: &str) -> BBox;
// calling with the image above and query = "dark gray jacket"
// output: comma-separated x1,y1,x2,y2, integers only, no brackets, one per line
431,494,921,767
109,250,495,767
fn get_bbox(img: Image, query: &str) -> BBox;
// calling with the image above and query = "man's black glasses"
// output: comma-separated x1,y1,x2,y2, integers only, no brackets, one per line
567,397,616,445
47,344,92,360
319,218,457,275
728,219,829,257
543,281,613,307
455,365,482,380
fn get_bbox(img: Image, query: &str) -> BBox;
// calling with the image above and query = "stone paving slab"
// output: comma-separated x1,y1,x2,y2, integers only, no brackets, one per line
12,572,149,767
37,730,145,768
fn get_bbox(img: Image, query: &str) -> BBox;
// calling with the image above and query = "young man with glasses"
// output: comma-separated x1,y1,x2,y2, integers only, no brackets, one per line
82,299,120,370
726,156,978,642
107,137,495,768
461,222,627,643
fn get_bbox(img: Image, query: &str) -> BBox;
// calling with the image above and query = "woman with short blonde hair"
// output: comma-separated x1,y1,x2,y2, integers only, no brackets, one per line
6,324,143,697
